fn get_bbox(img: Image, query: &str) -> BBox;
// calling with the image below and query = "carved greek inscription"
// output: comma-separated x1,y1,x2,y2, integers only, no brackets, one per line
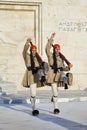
58,21,87,32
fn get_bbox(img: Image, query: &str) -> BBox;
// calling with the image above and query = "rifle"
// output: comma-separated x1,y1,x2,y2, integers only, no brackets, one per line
59,52,71,65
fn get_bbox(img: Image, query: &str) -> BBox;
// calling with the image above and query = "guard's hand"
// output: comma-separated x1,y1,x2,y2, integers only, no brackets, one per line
68,64,73,69
60,67,63,71
51,32,56,39
26,38,32,44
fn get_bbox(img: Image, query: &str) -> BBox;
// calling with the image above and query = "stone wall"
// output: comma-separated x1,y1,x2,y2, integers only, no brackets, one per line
0,0,87,91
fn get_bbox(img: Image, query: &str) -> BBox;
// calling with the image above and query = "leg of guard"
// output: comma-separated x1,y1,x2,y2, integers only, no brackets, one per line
30,84,36,110
66,73,73,86
60,74,68,89
30,96,36,111
53,96,58,109
51,83,58,97
51,83,58,109
30,83,36,97
60,74,68,84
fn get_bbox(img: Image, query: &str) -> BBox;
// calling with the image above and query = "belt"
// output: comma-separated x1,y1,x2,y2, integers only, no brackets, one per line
27,66,32,71
27,66,40,71
50,66,63,72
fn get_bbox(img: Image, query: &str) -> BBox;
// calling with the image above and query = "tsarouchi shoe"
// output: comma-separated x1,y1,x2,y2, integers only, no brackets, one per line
54,109,60,114
32,110,39,116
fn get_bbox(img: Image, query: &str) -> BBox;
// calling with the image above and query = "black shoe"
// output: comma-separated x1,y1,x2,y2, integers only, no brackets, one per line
54,109,60,114
32,110,39,116
64,84,68,89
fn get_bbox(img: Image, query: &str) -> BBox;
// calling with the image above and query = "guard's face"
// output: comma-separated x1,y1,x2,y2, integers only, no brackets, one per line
55,48,60,54
31,48,37,55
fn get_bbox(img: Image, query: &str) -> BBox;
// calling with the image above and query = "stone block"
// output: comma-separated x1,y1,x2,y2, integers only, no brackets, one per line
0,80,17,94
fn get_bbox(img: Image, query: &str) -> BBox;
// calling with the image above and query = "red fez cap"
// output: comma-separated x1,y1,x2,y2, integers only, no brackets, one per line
30,45,37,50
53,44,60,49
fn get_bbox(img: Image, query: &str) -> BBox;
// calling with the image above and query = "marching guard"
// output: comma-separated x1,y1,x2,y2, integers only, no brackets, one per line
46,33,73,114
22,38,47,116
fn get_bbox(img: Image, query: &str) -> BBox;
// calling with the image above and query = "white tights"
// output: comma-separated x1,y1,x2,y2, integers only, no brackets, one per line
30,83,36,110
51,83,58,109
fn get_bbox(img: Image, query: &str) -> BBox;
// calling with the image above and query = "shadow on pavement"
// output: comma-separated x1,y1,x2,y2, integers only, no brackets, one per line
37,111,87,130
3,104,87,130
